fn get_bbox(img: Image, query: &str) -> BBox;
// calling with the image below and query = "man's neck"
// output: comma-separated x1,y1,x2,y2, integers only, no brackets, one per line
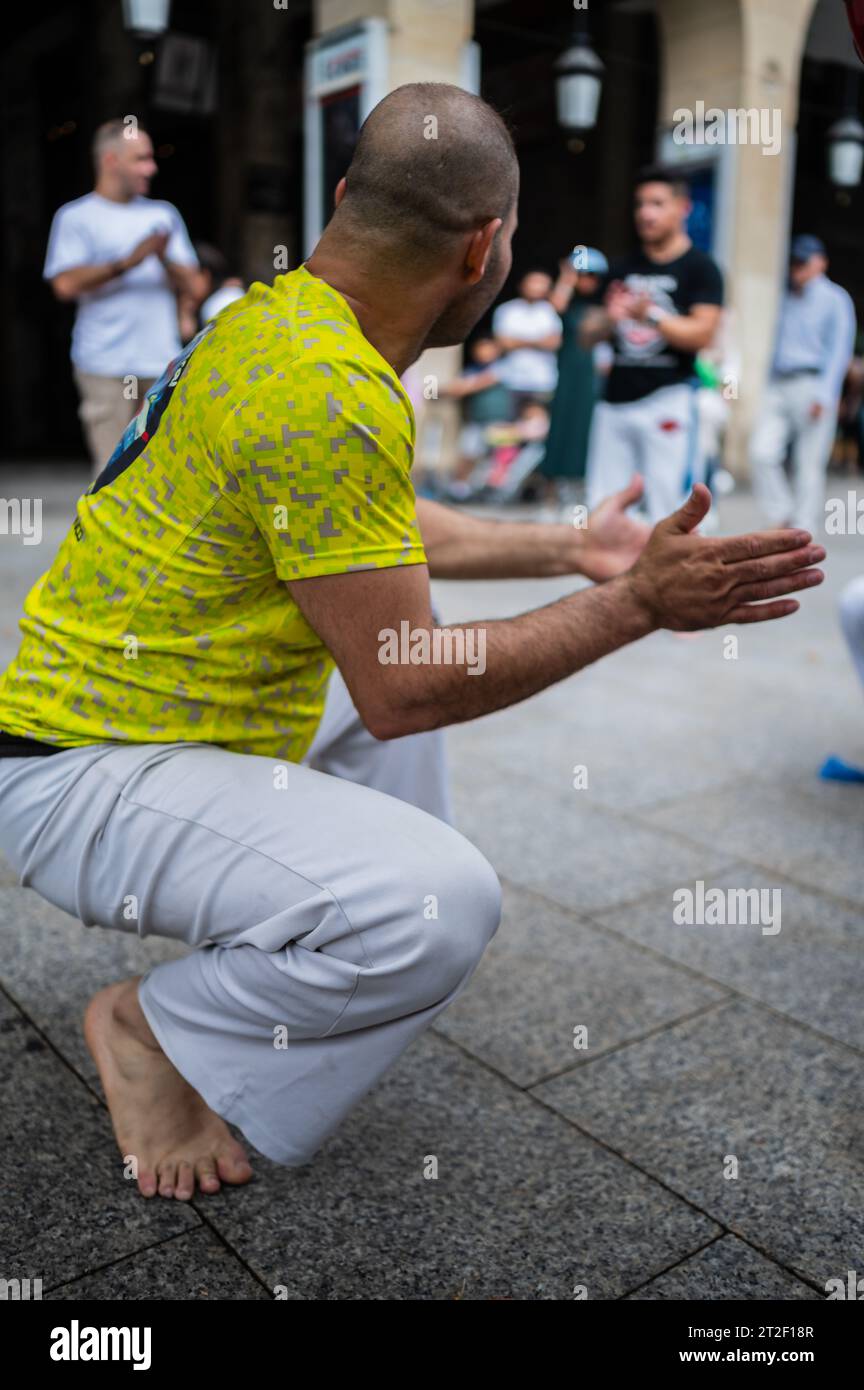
304,247,441,377
641,231,691,264
93,179,135,204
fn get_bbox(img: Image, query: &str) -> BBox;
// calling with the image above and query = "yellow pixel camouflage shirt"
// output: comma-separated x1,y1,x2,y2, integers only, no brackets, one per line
0,264,427,760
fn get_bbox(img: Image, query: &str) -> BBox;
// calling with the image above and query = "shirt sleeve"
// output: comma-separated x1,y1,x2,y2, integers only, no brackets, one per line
492,301,515,336
686,255,724,308
817,287,858,406
220,357,427,582
542,303,563,335
164,205,199,268
43,206,92,278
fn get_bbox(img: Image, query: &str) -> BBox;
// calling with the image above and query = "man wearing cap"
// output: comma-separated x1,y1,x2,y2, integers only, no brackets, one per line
750,235,857,534
537,246,609,501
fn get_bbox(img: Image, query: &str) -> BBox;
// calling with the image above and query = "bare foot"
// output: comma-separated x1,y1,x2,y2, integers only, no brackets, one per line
84,978,254,1200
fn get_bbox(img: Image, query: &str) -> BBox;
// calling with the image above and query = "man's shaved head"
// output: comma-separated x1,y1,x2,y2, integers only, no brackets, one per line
309,83,521,357
334,83,519,267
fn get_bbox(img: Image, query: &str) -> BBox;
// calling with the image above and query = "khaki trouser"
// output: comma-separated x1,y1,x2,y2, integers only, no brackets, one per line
72,368,157,477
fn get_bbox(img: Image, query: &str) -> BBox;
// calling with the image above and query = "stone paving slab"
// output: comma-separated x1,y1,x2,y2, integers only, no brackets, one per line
624,1235,822,1301
533,999,864,1291
198,1030,719,1300
450,762,732,915
445,682,746,814
0,989,198,1291
588,863,864,1051
45,1230,269,1301
433,881,730,1087
645,781,864,905
0,852,18,889
0,884,187,1086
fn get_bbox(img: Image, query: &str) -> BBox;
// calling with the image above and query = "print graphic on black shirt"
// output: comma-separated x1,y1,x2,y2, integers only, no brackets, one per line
596,246,724,405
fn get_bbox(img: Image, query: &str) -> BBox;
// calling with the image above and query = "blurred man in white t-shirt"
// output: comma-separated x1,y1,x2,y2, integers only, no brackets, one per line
44,120,205,475
491,270,562,405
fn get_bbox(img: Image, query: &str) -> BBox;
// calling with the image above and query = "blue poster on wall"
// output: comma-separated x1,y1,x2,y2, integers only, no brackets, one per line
685,165,716,253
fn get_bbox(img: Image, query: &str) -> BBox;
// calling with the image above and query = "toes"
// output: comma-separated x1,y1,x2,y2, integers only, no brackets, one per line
133,1146,249,1201
217,1149,253,1186
195,1157,221,1194
137,1167,158,1199
174,1160,195,1201
157,1161,176,1198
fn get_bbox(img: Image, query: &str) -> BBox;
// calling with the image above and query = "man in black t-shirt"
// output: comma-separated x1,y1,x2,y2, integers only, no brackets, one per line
581,167,724,522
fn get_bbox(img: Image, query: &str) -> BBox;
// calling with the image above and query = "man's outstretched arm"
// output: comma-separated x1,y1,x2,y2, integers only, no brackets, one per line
286,486,825,741
415,476,651,583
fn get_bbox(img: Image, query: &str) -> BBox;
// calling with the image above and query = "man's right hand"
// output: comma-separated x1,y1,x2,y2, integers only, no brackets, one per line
625,483,825,631
604,282,634,324
122,230,171,271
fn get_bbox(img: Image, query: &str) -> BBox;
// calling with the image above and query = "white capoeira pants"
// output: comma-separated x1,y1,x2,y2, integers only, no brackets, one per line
839,575,864,697
0,665,502,1166
585,381,703,524
750,375,839,535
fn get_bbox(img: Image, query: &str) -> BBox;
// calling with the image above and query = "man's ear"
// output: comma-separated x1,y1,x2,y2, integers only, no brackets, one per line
465,217,502,285
333,176,347,209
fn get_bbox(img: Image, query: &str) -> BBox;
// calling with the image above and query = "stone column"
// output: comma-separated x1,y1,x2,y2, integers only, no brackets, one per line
656,0,818,475
218,3,301,286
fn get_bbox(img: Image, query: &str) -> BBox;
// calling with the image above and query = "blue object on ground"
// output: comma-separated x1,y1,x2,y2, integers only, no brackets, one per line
819,756,864,783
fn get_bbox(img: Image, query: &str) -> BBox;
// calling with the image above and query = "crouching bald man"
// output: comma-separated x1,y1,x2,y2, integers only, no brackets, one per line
0,84,824,1200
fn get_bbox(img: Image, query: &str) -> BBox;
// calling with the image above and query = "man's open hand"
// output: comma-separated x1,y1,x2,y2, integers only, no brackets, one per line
625,483,825,630
580,475,652,582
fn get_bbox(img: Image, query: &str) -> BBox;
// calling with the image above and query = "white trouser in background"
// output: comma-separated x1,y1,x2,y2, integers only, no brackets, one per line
585,380,703,524
749,374,839,534
0,665,501,1166
839,575,864,696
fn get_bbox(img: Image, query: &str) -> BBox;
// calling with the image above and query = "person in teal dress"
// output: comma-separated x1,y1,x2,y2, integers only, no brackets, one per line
538,247,609,501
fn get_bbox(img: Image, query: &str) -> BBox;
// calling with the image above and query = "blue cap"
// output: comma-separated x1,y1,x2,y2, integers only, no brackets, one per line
570,245,609,275
790,234,826,262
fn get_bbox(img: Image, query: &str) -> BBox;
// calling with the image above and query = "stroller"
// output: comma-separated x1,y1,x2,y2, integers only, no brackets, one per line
446,406,551,504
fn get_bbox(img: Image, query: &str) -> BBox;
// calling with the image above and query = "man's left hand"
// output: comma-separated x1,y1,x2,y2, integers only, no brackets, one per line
577,475,651,582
